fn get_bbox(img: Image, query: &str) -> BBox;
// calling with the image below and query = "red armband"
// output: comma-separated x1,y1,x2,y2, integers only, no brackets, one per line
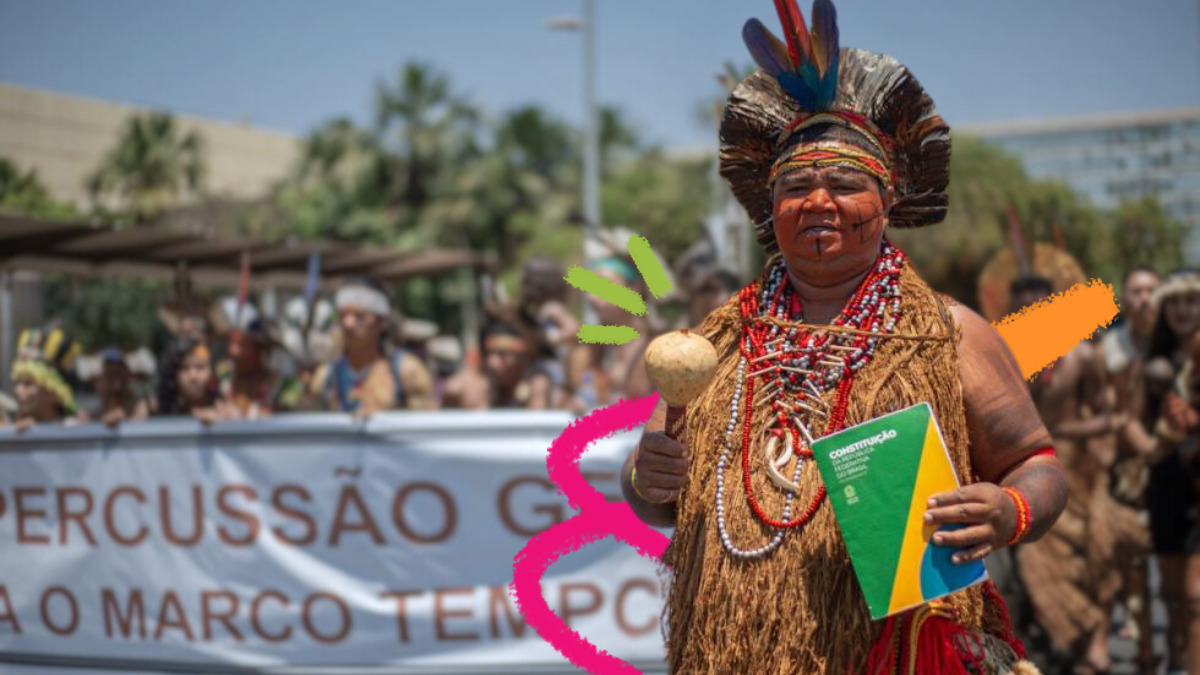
1027,447,1057,461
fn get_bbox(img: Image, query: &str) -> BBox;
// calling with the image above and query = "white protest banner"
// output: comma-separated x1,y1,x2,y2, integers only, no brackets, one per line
0,412,669,674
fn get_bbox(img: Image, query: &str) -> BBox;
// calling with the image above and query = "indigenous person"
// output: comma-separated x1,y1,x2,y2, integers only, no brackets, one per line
217,319,302,419
1008,277,1123,674
1099,265,1159,672
80,347,153,428
620,3,1067,672
567,256,654,409
157,337,220,424
10,328,82,431
443,316,564,410
1121,270,1200,674
313,278,436,416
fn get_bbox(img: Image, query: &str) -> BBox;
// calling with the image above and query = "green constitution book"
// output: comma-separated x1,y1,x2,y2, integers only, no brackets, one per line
810,402,988,620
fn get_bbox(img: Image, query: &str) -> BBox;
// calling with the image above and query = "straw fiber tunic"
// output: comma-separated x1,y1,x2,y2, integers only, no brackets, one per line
663,263,1025,675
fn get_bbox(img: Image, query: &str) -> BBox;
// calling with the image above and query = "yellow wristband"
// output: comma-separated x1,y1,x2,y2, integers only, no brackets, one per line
630,467,651,502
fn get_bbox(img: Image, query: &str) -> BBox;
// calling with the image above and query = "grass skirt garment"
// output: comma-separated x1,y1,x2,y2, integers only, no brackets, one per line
662,263,1040,675
1014,435,1122,656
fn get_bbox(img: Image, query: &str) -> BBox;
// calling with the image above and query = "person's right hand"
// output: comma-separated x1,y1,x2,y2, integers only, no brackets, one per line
13,417,33,434
632,431,688,505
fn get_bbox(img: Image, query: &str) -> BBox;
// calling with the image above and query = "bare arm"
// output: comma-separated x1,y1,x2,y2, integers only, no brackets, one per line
1048,343,1124,440
926,304,1067,561
399,355,438,411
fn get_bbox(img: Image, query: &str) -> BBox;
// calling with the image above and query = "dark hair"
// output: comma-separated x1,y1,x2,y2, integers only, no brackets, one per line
520,258,570,306
1010,275,1054,298
157,336,215,415
480,315,536,355
1122,265,1159,288
1145,269,1200,421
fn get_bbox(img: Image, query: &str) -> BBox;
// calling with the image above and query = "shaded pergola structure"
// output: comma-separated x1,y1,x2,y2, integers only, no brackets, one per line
0,212,498,383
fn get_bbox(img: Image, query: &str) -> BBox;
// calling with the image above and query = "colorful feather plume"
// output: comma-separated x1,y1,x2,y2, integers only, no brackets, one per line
743,0,840,112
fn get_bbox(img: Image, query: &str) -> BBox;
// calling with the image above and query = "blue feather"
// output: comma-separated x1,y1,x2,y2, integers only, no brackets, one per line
743,19,792,78
778,72,817,111
303,251,321,307
810,0,839,109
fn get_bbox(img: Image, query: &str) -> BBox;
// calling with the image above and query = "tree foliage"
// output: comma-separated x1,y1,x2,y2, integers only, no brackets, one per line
5,59,1190,336
86,112,206,223
0,158,75,219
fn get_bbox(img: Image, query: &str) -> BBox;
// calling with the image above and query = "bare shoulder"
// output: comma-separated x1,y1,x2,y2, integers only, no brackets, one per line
947,302,1024,379
945,300,1052,480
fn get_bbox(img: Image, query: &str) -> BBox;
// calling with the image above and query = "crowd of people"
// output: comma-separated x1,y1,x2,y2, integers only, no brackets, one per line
997,266,1200,674
2,243,1198,671
0,247,740,430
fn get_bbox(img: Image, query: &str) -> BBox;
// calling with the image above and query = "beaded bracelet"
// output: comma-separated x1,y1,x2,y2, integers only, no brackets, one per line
1002,487,1031,546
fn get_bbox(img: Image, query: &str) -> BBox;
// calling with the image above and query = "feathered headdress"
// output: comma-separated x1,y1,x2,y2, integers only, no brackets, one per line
723,0,951,253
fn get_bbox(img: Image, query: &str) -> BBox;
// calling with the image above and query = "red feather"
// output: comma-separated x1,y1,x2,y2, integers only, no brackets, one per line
1052,221,1067,250
1006,205,1033,277
773,0,812,69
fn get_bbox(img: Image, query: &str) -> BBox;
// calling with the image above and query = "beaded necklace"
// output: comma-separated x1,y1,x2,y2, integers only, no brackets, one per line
715,241,906,559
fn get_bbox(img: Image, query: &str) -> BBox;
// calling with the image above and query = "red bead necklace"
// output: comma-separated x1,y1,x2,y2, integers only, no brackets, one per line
734,242,905,530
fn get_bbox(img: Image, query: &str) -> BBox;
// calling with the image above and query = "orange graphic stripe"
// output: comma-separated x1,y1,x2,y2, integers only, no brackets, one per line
993,279,1119,380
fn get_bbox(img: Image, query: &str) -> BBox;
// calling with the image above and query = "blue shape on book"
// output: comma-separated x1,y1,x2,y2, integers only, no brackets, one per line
920,524,988,599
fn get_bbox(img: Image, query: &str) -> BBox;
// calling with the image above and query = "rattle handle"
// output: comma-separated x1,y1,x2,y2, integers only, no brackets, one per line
665,405,687,442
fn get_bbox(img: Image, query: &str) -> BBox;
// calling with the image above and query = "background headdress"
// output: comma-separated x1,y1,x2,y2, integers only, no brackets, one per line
722,0,951,253
16,326,82,375
976,208,1088,322
13,326,81,414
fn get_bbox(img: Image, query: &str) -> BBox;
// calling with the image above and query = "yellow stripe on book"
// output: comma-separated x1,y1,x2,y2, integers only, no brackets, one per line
886,418,956,614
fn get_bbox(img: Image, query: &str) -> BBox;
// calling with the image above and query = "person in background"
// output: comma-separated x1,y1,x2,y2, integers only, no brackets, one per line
426,335,464,405
518,257,579,358
443,315,563,410
9,328,83,432
217,319,302,419
157,336,220,424
567,256,654,410
1098,265,1160,673
686,268,742,329
312,278,436,416
79,347,153,428
1121,269,1200,675
1008,276,1125,674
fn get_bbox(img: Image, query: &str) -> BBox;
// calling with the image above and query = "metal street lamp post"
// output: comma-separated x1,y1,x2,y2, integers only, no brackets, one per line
547,0,601,234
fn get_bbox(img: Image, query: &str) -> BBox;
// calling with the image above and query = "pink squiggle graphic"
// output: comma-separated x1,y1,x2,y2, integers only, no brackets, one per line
510,394,671,675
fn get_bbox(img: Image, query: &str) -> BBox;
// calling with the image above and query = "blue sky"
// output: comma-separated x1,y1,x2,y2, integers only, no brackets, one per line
1,0,1198,149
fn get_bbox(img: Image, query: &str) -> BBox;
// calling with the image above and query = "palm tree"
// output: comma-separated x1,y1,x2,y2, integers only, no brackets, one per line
294,117,377,190
86,112,206,223
373,62,479,215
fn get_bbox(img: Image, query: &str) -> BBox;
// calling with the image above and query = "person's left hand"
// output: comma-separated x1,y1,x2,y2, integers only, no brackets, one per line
925,482,1018,564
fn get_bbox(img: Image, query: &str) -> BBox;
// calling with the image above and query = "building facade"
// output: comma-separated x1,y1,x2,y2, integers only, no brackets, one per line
961,108,1200,262
0,82,300,208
